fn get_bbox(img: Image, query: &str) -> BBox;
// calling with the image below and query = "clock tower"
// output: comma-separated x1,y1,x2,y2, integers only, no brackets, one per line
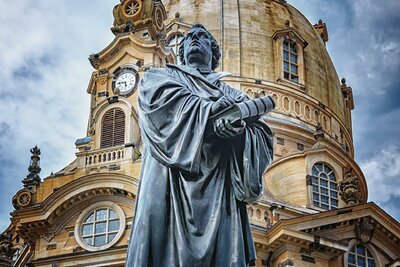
80,0,174,160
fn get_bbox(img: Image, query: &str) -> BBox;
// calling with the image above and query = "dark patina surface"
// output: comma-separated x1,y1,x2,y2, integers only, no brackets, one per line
126,24,274,267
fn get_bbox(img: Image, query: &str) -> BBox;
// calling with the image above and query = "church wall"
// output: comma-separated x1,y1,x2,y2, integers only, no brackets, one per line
264,145,368,209
31,197,132,266
35,174,76,203
330,255,343,267
269,245,331,267
270,247,290,267
266,156,308,207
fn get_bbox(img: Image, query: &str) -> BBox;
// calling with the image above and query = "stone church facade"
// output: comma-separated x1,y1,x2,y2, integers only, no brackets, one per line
1,0,399,266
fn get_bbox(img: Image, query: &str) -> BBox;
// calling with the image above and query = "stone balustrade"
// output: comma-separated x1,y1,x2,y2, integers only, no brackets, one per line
84,146,126,167
248,204,273,229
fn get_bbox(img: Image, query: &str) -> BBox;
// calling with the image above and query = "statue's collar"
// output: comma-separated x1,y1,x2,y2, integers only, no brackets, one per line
166,64,231,84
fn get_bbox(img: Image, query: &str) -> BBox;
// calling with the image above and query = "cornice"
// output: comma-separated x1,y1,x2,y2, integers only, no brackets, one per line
11,173,138,221
270,203,400,239
31,245,128,265
10,173,138,244
91,33,172,70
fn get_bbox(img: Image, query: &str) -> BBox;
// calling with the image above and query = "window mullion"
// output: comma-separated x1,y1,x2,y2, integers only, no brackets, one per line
106,208,110,242
318,175,321,205
92,210,96,245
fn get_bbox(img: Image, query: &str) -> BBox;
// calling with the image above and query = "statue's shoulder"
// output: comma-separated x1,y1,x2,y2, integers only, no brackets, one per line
141,65,185,90
165,63,190,74
144,64,183,77
145,66,171,75
142,66,176,84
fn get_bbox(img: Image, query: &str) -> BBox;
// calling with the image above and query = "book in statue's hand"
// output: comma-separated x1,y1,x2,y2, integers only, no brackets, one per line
207,95,275,135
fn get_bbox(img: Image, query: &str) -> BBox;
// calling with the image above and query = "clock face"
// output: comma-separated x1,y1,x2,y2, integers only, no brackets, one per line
113,69,138,96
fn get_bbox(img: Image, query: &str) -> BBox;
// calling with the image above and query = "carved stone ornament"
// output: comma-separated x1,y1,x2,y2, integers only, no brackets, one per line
88,125,96,136
314,122,324,141
278,259,294,267
132,147,142,161
12,189,33,209
43,233,55,243
17,191,31,207
338,170,361,206
88,53,100,69
341,77,355,110
0,232,16,266
313,19,329,43
111,0,166,40
355,217,376,243
22,146,41,189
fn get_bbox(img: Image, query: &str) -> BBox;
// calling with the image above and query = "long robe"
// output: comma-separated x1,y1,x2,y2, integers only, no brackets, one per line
126,64,274,267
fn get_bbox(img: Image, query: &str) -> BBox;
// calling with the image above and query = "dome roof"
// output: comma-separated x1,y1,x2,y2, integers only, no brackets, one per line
162,0,345,122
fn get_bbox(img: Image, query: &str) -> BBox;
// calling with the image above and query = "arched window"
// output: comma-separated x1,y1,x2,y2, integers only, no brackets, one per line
348,244,376,267
100,108,125,148
273,27,306,87
283,40,299,83
311,162,338,210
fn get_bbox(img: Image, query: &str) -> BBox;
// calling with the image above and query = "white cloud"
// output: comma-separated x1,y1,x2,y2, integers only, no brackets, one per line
0,1,116,230
361,143,400,203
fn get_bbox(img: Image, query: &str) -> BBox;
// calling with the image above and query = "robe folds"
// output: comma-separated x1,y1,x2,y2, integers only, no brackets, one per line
126,64,274,267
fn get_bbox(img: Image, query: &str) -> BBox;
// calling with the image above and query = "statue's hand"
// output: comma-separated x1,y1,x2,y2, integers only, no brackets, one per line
211,95,237,115
214,118,246,139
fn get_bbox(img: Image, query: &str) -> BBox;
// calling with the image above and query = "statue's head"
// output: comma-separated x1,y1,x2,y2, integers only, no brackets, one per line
178,24,221,70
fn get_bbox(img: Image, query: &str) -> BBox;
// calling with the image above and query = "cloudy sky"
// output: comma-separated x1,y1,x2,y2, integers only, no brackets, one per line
0,0,399,231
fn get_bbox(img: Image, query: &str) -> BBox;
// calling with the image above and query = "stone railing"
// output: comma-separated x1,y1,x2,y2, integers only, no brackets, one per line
248,204,273,229
241,84,354,157
84,146,126,167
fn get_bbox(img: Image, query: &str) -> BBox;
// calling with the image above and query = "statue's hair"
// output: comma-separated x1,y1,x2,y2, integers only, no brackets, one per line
178,23,221,70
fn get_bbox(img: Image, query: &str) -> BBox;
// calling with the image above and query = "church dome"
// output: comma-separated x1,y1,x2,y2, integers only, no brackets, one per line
163,0,346,124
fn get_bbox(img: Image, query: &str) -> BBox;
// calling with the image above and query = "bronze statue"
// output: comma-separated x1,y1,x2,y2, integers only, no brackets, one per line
126,24,274,267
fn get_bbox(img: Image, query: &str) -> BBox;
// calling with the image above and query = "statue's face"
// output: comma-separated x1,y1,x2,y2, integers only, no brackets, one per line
183,27,212,68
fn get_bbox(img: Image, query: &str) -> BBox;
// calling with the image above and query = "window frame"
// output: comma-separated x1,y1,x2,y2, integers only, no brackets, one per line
272,28,307,89
12,245,24,265
100,108,126,148
309,162,339,210
74,201,126,252
344,240,380,267
283,40,299,83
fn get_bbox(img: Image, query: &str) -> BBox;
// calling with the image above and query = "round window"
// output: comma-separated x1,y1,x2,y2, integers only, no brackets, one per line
74,201,126,251
122,0,142,18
